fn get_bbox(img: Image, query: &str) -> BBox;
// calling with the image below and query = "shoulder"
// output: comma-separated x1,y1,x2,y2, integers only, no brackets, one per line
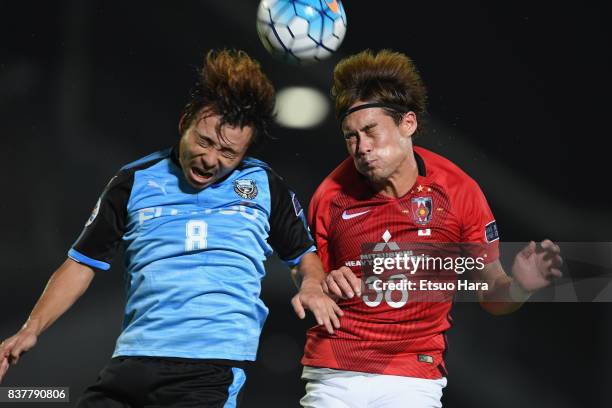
237,156,290,188
311,157,361,209
415,147,493,223
238,156,271,171
89,148,174,202
120,147,173,172
110,147,174,185
232,157,292,207
415,146,483,195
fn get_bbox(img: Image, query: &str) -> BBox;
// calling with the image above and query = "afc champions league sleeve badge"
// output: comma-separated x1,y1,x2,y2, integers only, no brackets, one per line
233,179,258,199
85,197,101,227
84,174,116,227
291,192,303,217
411,196,433,225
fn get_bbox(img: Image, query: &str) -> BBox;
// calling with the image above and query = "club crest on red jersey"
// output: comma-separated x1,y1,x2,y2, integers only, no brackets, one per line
411,196,433,225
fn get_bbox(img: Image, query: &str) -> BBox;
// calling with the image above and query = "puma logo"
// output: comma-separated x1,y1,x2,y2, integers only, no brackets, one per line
147,180,169,195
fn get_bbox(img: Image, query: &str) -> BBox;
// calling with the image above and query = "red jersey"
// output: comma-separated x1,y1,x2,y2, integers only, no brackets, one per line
302,146,500,379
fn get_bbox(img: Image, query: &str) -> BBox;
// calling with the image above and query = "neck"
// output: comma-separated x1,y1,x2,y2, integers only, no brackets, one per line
372,153,419,198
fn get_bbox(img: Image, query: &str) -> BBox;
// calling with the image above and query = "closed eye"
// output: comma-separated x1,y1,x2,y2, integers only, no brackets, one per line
197,135,213,148
220,148,238,159
342,123,377,140
362,123,377,134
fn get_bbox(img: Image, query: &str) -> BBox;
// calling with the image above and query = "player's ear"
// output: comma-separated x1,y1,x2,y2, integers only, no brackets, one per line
178,113,187,136
399,111,418,138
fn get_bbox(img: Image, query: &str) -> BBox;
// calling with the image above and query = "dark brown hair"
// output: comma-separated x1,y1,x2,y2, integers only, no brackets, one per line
332,49,428,135
179,49,275,151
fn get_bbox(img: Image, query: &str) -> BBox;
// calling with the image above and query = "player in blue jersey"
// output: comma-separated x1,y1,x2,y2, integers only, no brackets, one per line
0,49,342,407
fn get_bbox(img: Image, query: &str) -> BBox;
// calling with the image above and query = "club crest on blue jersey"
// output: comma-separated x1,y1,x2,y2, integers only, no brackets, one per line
234,179,258,199
411,196,433,225
85,198,101,227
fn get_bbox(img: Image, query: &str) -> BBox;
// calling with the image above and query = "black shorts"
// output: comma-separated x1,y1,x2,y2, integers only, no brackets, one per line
76,357,246,408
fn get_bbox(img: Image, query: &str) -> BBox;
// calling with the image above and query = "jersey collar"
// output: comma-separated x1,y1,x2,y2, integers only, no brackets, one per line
170,143,181,168
415,150,427,177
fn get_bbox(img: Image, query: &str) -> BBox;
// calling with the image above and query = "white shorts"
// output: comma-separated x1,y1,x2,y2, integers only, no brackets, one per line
300,366,447,408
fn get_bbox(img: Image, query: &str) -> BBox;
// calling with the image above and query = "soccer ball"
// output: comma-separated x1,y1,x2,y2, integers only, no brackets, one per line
256,0,347,64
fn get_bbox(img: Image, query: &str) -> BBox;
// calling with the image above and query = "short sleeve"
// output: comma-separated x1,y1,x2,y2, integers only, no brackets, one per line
266,170,315,267
307,183,332,271
459,179,500,263
68,170,134,270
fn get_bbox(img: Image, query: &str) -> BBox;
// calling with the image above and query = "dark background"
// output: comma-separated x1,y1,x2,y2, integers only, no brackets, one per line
1,1,611,407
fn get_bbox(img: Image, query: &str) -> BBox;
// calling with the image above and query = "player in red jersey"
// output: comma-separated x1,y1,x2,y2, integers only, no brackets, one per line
299,50,563,408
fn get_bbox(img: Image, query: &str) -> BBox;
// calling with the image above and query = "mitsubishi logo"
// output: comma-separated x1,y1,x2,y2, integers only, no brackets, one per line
373,230,400,251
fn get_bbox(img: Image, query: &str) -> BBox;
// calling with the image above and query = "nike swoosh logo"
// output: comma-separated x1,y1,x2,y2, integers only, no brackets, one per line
342,210,371,220
325,0,339,14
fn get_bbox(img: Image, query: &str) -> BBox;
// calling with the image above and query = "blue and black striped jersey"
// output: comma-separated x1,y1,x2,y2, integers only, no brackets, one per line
69,146,315,361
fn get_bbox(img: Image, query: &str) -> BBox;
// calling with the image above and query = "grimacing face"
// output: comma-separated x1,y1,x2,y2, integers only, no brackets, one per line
341,102,417,187
179,112,253,190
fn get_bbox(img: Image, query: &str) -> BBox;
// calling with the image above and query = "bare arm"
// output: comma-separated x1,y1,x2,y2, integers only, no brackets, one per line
473,260,521,315
290,252,344,334
0,258,95,382
474,240,563,315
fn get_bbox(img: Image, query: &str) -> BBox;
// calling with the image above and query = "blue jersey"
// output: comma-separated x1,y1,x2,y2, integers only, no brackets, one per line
69,146,314,361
